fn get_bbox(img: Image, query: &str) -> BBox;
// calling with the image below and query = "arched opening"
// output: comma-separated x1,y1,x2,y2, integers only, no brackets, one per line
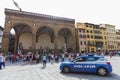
36,26,54,51
9,23,32,53
19,32,32,49
9,28,15,52
58,28,73,52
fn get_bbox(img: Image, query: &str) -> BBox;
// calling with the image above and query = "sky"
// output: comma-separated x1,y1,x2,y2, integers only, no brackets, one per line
0,0,120,29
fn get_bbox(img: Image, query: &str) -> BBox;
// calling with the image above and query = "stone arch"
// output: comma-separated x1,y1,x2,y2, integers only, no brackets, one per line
9,23,33,52
3,9,76,53
58,28,73,52
9,23,32,35
58,27,74,38
19,32,32,49
36,26,54,49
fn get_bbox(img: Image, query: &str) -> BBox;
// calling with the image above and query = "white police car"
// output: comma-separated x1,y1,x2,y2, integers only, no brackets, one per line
60,55,112,76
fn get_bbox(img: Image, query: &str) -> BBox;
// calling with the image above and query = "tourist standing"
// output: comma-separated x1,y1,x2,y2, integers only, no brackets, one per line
42,54,47,68
0,54,3,69
11,54,15,63
68,54,72,61
61,53,65,62
1,54,6,69
55,54,58,62
48,53,51,62
110,51,113,59
51,53,54,64
36,54,40,63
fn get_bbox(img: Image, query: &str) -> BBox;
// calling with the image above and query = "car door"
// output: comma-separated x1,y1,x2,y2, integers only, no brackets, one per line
85,57,97,73
72,57,87,72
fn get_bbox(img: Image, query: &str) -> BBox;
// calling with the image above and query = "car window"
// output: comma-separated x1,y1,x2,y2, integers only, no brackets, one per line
94,57,100,60
98,58,107,61
87,57,95,61
76,57,86,62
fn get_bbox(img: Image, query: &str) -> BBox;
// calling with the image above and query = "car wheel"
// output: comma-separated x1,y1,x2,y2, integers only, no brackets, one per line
63,67,70,73
97,68,108,76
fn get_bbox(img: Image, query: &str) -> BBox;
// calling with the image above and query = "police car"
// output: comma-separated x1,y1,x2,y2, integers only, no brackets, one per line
60,54,112,76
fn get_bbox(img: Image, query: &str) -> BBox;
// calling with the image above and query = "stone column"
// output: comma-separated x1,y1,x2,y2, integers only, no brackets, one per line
14,35,19,52
72,30,76,52
54,31,58,54
2,32,10,54
2,21,11,54
32,33,36,52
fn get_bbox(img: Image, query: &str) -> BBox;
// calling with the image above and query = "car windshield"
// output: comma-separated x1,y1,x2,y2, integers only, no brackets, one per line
97,57,108,61
86,56,100,61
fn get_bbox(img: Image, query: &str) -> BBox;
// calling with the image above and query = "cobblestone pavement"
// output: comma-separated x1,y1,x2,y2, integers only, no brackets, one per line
0,56,120,80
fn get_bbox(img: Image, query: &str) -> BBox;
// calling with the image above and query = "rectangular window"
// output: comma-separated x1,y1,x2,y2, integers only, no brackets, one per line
87,30,89,33
79,29,81,32
91,35,93,38
79,35,82,38
83,30,85,33
84,41,86,45
87,35,90,38
90,30,93,33
80,41,82,45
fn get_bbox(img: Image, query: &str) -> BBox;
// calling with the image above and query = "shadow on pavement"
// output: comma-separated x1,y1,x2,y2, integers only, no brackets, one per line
40,67,46,69
60,71,120,80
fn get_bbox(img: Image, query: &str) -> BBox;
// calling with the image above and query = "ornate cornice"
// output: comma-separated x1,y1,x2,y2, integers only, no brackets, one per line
5,8,75,24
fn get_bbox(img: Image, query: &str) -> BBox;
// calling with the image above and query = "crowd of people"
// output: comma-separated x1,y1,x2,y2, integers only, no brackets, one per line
1,51,64,69
6,52,60,64
0,50,119,70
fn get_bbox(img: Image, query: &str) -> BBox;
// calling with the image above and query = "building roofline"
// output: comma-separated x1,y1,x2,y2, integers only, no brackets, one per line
5,8,75,23
85,23,95,25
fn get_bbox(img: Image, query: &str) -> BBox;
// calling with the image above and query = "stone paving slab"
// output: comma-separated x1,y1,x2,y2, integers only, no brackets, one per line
0,56,120,80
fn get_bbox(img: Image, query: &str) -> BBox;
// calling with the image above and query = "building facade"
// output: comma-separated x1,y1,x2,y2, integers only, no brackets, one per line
85,23,96,53
100,26,108,52
76,23,108,53
93,24,102,52
76,23,96,53
2,9,77,53
93,24,108,53
76,23,86,53
116,29,120,50
100,24,117,50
